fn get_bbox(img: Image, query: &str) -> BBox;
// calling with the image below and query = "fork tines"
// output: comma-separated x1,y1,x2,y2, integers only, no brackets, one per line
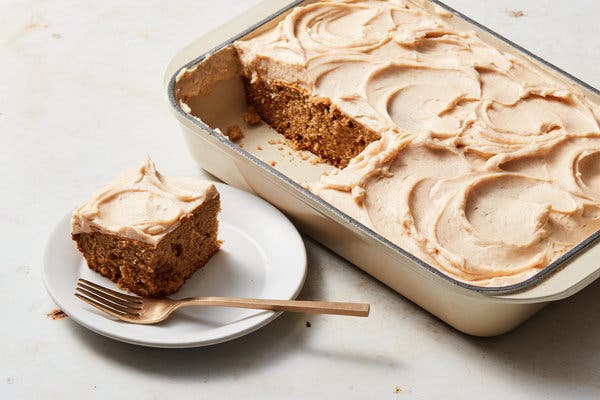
75,278,142,318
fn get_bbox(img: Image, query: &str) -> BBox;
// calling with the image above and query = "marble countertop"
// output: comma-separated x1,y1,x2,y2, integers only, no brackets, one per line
2,0,599,398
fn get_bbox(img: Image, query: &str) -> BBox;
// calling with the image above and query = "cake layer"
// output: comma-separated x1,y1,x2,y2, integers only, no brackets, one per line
244,78,380,167
233,0,600,286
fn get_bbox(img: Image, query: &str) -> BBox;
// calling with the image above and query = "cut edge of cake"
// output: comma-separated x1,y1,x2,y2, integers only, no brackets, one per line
242,77,381,168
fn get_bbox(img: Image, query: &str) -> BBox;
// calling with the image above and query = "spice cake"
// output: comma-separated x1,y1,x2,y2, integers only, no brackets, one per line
71,157,221,297
227,0,600,286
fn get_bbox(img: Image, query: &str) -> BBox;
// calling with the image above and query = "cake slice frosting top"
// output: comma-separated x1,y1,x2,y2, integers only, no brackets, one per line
72,157,218,245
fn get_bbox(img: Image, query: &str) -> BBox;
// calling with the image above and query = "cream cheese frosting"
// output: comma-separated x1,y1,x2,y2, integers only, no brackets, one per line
234,0,600,285
71,157,218,246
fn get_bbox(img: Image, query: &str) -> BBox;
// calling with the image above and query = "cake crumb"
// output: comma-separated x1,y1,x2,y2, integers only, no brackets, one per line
310,158,321,165
507,9,525,18
244,106,262,126
226,125,244,142
256,146,263,150
25,21,48,32
277,146,284,151
306,321,311,328
394,386,402,394
268,139,277,145
47,309,68,320
270,161,277,167
16,265,31,275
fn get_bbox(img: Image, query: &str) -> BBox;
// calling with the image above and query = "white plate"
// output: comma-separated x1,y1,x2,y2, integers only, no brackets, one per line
43,183,306,348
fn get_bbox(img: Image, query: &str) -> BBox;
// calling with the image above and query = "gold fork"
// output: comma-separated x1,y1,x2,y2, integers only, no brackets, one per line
75,278,370,324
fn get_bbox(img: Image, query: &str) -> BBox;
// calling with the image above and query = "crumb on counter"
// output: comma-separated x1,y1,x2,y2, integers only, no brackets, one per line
226,124,244,142
277,146,284,151
244,106,262,126
267,139,277,145
306,321,311,328
270,161,277,167
47,309,68,320
394,386,402,394
507,9,525,17
256,146,263,150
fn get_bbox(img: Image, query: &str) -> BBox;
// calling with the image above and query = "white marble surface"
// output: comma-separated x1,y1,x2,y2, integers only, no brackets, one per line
2,0,599,398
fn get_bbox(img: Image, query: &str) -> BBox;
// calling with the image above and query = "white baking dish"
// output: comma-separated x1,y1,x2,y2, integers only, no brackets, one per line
164,0,600,336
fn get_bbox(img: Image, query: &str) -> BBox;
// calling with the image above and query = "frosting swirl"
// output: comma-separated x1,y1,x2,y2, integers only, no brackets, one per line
71,157,218,245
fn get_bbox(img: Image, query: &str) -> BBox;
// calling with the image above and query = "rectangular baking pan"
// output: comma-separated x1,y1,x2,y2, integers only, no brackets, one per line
165,0,600,336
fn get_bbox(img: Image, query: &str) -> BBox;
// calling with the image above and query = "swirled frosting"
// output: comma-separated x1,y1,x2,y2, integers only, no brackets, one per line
71,157,218,245
234,0,600,285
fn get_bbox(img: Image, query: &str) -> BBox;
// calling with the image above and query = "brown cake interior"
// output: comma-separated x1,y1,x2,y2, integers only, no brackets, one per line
73,196,221,297
243,78,381,168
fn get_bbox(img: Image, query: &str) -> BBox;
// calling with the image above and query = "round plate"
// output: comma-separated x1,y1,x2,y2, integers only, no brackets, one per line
43,183,306,348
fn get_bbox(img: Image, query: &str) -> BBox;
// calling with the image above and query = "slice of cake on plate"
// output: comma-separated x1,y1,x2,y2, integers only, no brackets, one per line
71,157,221,297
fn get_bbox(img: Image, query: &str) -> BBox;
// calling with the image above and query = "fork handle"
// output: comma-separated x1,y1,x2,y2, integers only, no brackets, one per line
177,297,370,317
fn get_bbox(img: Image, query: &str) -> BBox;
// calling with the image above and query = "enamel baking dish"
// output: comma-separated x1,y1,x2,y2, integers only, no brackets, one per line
165,0,600,336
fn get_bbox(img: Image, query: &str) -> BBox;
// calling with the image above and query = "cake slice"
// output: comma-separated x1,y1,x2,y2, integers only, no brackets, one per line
71,157,221,297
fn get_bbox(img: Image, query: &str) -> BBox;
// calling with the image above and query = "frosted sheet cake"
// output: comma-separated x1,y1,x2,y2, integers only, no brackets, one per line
185,0,600,286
